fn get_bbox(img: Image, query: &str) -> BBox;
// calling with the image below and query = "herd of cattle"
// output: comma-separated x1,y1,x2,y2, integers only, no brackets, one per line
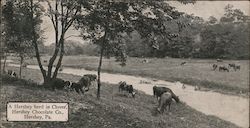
50,74,98,94
212,63,240,72
118,81,180,113
5,69,180,114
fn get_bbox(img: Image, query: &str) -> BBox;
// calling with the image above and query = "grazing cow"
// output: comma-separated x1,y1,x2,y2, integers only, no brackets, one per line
64,80,85,94
78,74,97,91
7,70,17,77
64,81,73,91
219,66,229,72
234,65,240,71
78,76,91,91
180,62,186,66
118,81,136,98
153,86,179,103
228,63,236,69
157,92,172,113
212,64,218,70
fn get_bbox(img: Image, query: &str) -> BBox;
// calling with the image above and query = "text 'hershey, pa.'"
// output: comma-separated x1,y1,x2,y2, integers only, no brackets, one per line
7,102,68,121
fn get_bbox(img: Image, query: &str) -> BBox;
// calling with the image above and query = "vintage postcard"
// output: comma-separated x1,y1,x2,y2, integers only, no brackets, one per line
0,0,249,128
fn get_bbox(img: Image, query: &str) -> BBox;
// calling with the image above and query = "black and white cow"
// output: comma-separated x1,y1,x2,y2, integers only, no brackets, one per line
7,70,17,77
118,81,136,98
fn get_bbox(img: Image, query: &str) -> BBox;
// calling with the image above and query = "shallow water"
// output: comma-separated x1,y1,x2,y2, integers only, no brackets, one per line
9,64,249,128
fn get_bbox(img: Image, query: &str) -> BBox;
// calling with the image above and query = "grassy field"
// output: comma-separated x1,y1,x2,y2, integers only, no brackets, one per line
0,67,240,128
16,55,249,95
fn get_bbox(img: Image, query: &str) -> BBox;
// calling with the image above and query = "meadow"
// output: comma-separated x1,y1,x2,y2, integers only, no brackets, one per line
19,55,249,95
0,67,240,128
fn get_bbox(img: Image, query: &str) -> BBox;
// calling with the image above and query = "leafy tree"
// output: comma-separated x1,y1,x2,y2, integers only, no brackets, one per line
2,0,43,78
76,0,191,98
199,5,249,59
207,16,218,25
40,0,89,84
220,4,248,23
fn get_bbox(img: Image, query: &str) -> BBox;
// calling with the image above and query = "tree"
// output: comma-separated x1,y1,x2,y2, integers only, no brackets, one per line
7,0,91,84
2,0,42,78
199,5,249,59
76,0,190,98
207,16,218,25
39,0,88,84
220,4,248,23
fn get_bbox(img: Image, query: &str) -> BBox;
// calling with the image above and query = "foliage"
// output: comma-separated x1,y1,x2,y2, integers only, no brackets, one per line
2,0,44,77
116,4,249,59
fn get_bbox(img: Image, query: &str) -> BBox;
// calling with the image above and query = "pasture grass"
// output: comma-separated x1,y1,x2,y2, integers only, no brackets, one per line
10,55,249,95
0,68,240,128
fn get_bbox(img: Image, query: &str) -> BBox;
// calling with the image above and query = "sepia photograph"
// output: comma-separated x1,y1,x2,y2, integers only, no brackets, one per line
0,0,249,128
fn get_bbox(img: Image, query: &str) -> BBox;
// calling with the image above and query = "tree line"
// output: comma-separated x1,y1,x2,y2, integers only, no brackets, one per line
43,4,249,60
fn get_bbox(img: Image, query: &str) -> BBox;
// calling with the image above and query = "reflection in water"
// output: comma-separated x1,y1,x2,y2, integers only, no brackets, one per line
8,64,249,128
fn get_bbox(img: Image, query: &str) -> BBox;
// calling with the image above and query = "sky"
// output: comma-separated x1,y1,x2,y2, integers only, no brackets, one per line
42,1,250,46
167,1,250,20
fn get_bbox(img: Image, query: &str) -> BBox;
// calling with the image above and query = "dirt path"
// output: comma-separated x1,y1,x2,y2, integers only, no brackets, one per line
9,64,249,128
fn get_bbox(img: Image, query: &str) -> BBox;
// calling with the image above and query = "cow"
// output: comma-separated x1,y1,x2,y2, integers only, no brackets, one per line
78,74,97,91
153,86,179,103
64,81,74,91
228,63,236,69
64,80,86,94
118,81,136,98
219,66,229,72
180,62,186,66
7,70,17,77
234,65,240,71
212,64,218,70
157,92,172,113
